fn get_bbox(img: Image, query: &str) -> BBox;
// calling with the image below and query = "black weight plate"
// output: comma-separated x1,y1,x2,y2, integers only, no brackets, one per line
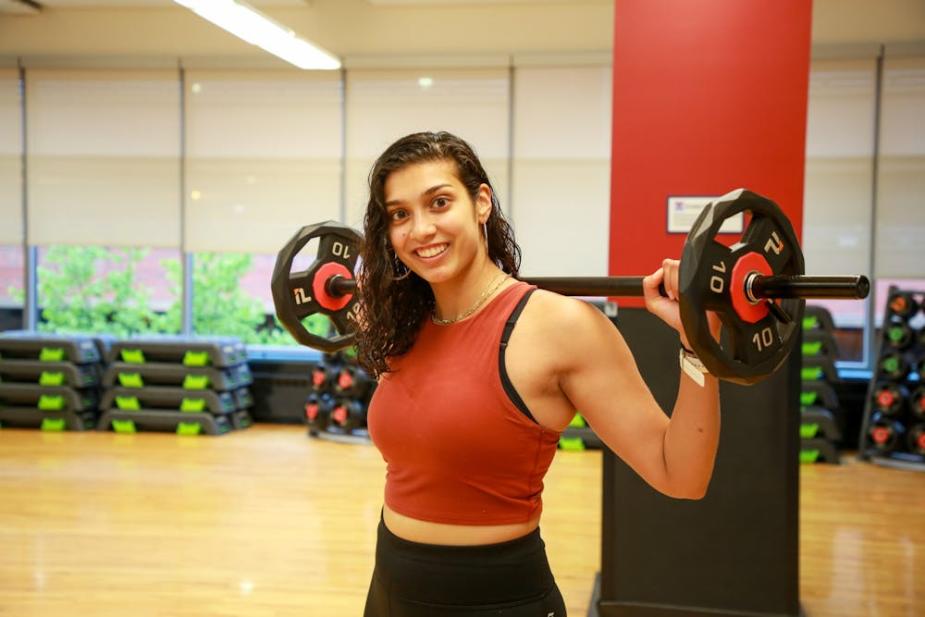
679,189,805,385
271,222,363,353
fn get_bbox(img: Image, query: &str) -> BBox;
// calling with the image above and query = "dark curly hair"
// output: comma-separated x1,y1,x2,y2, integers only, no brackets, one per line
356,131,521,378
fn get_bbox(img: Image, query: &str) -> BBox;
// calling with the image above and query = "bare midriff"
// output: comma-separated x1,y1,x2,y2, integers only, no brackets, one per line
383,503,541,546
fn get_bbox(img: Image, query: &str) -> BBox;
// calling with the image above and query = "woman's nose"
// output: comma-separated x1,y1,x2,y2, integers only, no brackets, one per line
409,214,436,241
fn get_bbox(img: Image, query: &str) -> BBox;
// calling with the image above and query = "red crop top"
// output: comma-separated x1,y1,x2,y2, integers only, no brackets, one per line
367,281,562,525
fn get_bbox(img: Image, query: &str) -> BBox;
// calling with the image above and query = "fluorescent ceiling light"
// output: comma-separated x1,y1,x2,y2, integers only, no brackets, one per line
174,0,341,70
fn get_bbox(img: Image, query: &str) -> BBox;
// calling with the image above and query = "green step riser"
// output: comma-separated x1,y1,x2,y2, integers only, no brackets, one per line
120,350,146,364
110,419,229,435
41,418,66,432
183,352,210,367
39,372,65,387
801,368,825,381
113,398,212,413
559,437,587,451
38,395,65,411
802,317,819,330
800,423,820,439
800,450,821,464
39,348,65,362
115,374,213,390
800,392,819,406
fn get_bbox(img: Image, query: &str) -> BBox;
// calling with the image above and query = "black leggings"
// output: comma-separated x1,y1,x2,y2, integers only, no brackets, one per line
364,516,567,616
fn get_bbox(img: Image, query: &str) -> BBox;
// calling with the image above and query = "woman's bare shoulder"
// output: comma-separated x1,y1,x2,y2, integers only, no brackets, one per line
522,288,609,324
518,288,616,352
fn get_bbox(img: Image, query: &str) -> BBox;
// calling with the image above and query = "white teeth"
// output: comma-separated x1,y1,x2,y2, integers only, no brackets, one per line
416,244,448,258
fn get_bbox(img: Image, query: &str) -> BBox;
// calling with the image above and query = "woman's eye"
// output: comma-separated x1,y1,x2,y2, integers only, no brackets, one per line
389,210,407,222
433,197,449,208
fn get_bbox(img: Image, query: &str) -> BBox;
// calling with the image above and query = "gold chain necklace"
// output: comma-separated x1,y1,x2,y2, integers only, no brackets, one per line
432,272,509,325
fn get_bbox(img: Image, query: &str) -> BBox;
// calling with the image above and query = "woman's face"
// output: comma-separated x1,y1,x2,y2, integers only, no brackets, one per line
383,159,491,285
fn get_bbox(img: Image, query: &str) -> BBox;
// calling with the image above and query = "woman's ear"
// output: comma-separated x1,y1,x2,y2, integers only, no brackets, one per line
476,183,493,223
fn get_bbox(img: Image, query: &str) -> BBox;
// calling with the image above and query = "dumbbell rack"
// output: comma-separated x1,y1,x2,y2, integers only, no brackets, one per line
0,333,106,431
859,287,925,471
97,338,253,436
305,351,374,445
799,306,843,464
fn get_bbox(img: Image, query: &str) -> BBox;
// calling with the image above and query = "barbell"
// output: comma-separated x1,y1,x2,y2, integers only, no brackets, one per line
271,189,869,385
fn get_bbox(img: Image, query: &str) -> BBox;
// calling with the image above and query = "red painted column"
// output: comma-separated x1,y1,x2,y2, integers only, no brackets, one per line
609,0,812,307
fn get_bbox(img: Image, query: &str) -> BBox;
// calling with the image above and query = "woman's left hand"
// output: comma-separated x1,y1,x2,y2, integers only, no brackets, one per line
642,259,722,350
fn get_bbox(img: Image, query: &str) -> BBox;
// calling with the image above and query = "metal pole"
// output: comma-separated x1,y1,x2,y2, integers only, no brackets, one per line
339,67,348,224
18,59,37,331
179,62,193,336
865,45,885,370
326,274,869,301
750,275,870,300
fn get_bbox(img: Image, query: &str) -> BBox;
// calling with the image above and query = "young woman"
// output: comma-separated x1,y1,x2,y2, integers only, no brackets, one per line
358,131,722,616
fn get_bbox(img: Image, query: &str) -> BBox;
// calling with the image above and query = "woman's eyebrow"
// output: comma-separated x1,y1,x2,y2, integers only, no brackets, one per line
385,183,453,208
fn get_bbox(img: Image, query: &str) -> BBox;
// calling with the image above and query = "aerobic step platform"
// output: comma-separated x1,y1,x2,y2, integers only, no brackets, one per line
802,329,839,358
803,306,837,333
0,334,101,364
108,338,246,368
801,407,843,441
101,387,238,415
800,380,840,410
102,362,252,391
0,359,101,388
0,383,99,413
801,355,839,383
96,409,248,436
800,438,839,464
0,407,98,431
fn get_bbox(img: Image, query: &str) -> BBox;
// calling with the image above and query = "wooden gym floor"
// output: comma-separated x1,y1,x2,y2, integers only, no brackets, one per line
0,424,922,617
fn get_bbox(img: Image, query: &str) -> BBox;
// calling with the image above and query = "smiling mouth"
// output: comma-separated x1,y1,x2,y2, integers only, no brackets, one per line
414,243,449,259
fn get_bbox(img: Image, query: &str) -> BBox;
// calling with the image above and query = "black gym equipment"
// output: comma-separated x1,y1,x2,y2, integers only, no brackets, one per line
0,359,101,388
311,364,339,393
96,409,236,435
887,292,919,320
305,392,334,434
0,383,99,413
801,407,842,442
593,308,803,617
271,189,868,385
877,351,909,381
867,414,906,453
329,399,366,432
102,362,252,392
884,323,914,350
911,387,925,420
872,383,908,417
100,387,239,415
908,424,925,456
107,338,247,368
333,366,373,399
914,357,925,382
800,380,840,411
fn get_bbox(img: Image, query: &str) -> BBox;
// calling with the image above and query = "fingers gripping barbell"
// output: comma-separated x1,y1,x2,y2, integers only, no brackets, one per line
271,189,869,385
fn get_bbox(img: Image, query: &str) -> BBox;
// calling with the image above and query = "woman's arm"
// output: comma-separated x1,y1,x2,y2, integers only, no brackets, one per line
552,261,722,499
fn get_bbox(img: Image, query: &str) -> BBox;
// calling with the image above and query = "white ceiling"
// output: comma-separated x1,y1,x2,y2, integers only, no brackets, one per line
0,0,310,10
1,0,582,6
0,0,922,61
21,1,308,5
0,0,607,14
